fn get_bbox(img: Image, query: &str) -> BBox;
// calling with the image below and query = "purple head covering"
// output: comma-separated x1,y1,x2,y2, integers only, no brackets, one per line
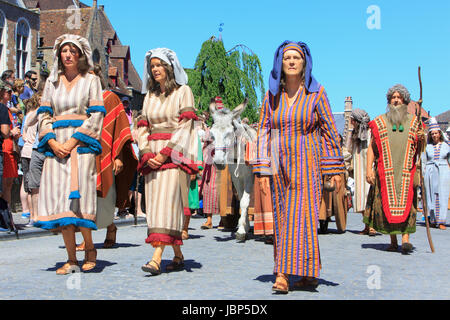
269,40,320,96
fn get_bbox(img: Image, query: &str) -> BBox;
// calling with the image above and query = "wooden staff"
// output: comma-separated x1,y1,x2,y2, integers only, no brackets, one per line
416,66,435,253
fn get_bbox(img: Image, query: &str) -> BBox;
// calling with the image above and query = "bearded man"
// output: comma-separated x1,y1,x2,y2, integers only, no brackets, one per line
365,84,425,253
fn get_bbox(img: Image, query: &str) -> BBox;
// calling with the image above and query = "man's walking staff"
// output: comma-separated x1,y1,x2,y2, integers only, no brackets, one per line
416,66,435,253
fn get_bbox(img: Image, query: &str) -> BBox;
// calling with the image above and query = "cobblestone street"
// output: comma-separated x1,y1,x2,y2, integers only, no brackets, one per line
0,210,449,300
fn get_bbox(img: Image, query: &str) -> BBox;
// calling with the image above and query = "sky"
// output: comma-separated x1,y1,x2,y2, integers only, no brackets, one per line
83,0,450,119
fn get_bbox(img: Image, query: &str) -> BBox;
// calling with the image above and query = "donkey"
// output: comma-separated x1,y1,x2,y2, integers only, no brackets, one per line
209,98,258,241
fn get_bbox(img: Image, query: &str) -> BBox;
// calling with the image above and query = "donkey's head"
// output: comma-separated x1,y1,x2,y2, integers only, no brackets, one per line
209,98,248,170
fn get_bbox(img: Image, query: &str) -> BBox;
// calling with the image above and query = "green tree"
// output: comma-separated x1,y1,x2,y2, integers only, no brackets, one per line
186,37,265,124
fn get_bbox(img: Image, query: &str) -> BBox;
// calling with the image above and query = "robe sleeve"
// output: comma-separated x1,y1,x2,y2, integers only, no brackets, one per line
136,93,151,157
252,91,273,176
158,85,199,172
316,87,345,176
71,75,105,155
37,79,56,155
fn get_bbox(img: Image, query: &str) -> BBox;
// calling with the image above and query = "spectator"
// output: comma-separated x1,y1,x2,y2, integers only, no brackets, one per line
20,70,38,100
0,81,12,201
0,81,20,206
20,94,40,226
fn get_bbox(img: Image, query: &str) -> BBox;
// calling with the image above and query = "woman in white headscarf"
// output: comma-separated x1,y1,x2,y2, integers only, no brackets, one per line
137,48,200,275
422,118,450,230
34,34,105,274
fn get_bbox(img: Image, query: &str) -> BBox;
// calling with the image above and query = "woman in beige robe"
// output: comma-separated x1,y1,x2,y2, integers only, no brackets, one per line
137,48,199,275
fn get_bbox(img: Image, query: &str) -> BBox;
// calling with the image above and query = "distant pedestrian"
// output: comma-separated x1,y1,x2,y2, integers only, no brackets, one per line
346,108,375,235
137,47,199,275
422,118,449,230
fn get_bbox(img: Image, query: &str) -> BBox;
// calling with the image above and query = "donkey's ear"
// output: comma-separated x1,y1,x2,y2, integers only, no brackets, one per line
232,98,248,119
209,98,217,115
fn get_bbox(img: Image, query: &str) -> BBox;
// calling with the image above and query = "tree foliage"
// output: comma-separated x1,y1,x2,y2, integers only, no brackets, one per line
186,37,265,124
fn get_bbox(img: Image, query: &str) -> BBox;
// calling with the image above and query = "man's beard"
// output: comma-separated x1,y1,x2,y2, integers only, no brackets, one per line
386,104,408,127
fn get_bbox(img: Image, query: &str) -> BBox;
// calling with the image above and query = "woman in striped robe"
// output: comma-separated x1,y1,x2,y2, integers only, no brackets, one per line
34,34,105,274
254,41,345,293
137,48,199,275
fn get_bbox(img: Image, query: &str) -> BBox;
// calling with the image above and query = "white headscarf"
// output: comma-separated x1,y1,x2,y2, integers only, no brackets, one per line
49,34,93,83
141,48,188,94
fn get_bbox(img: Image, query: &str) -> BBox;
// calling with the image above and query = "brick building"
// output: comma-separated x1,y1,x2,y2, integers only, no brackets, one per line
0,0,40,79
19,0,143,108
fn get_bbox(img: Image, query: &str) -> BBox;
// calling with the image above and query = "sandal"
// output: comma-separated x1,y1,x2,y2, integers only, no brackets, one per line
293,277,319,289
76,241,86,251
81,248,97,271
401,242,413,254
103,224,117,248
141,260,161,275
56,260,79,275
368,228,377,236
272,274,289,294
166,256,185,272
181,230,189,240
438,224,446,230
201,222,212,230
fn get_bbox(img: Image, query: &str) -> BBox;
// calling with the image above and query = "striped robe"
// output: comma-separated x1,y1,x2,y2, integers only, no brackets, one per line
254,87,344,278
137,85,199,246
34,73,105,230
350,133,371,213
200,129,220,215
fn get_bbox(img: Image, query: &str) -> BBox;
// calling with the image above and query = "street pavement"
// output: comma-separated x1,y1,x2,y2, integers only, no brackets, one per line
0,210,449,300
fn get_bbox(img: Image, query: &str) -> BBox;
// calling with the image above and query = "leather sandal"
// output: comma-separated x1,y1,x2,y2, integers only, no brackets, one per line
166,256,184,272
56,260,79,275
141,260,161,275
181,230,189,240
104,224,117,248
272,274,289,294
81,248,97,271
438,224,446,230
201,222,212,229
401,242,413,254
368,228,377,236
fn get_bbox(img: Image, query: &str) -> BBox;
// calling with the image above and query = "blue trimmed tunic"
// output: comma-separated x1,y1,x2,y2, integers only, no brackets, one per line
34,73,105,230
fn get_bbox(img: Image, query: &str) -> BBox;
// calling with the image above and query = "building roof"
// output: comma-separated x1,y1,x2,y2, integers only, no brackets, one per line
110,45,130,59
24,0,89,10
435,109,450,132
127,59,142,91
407,101,430,119
3,0,27,8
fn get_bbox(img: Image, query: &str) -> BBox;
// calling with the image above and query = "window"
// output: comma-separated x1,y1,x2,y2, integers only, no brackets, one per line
0,11,6,74
16,19,30,79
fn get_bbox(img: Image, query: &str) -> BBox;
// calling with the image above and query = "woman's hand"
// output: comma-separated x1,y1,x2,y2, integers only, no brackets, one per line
366,168,375,185
113,158,124,175
48,139,70,159
147,153,168,169
62,137,79,153
330,174,342,191
257,176,270,195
